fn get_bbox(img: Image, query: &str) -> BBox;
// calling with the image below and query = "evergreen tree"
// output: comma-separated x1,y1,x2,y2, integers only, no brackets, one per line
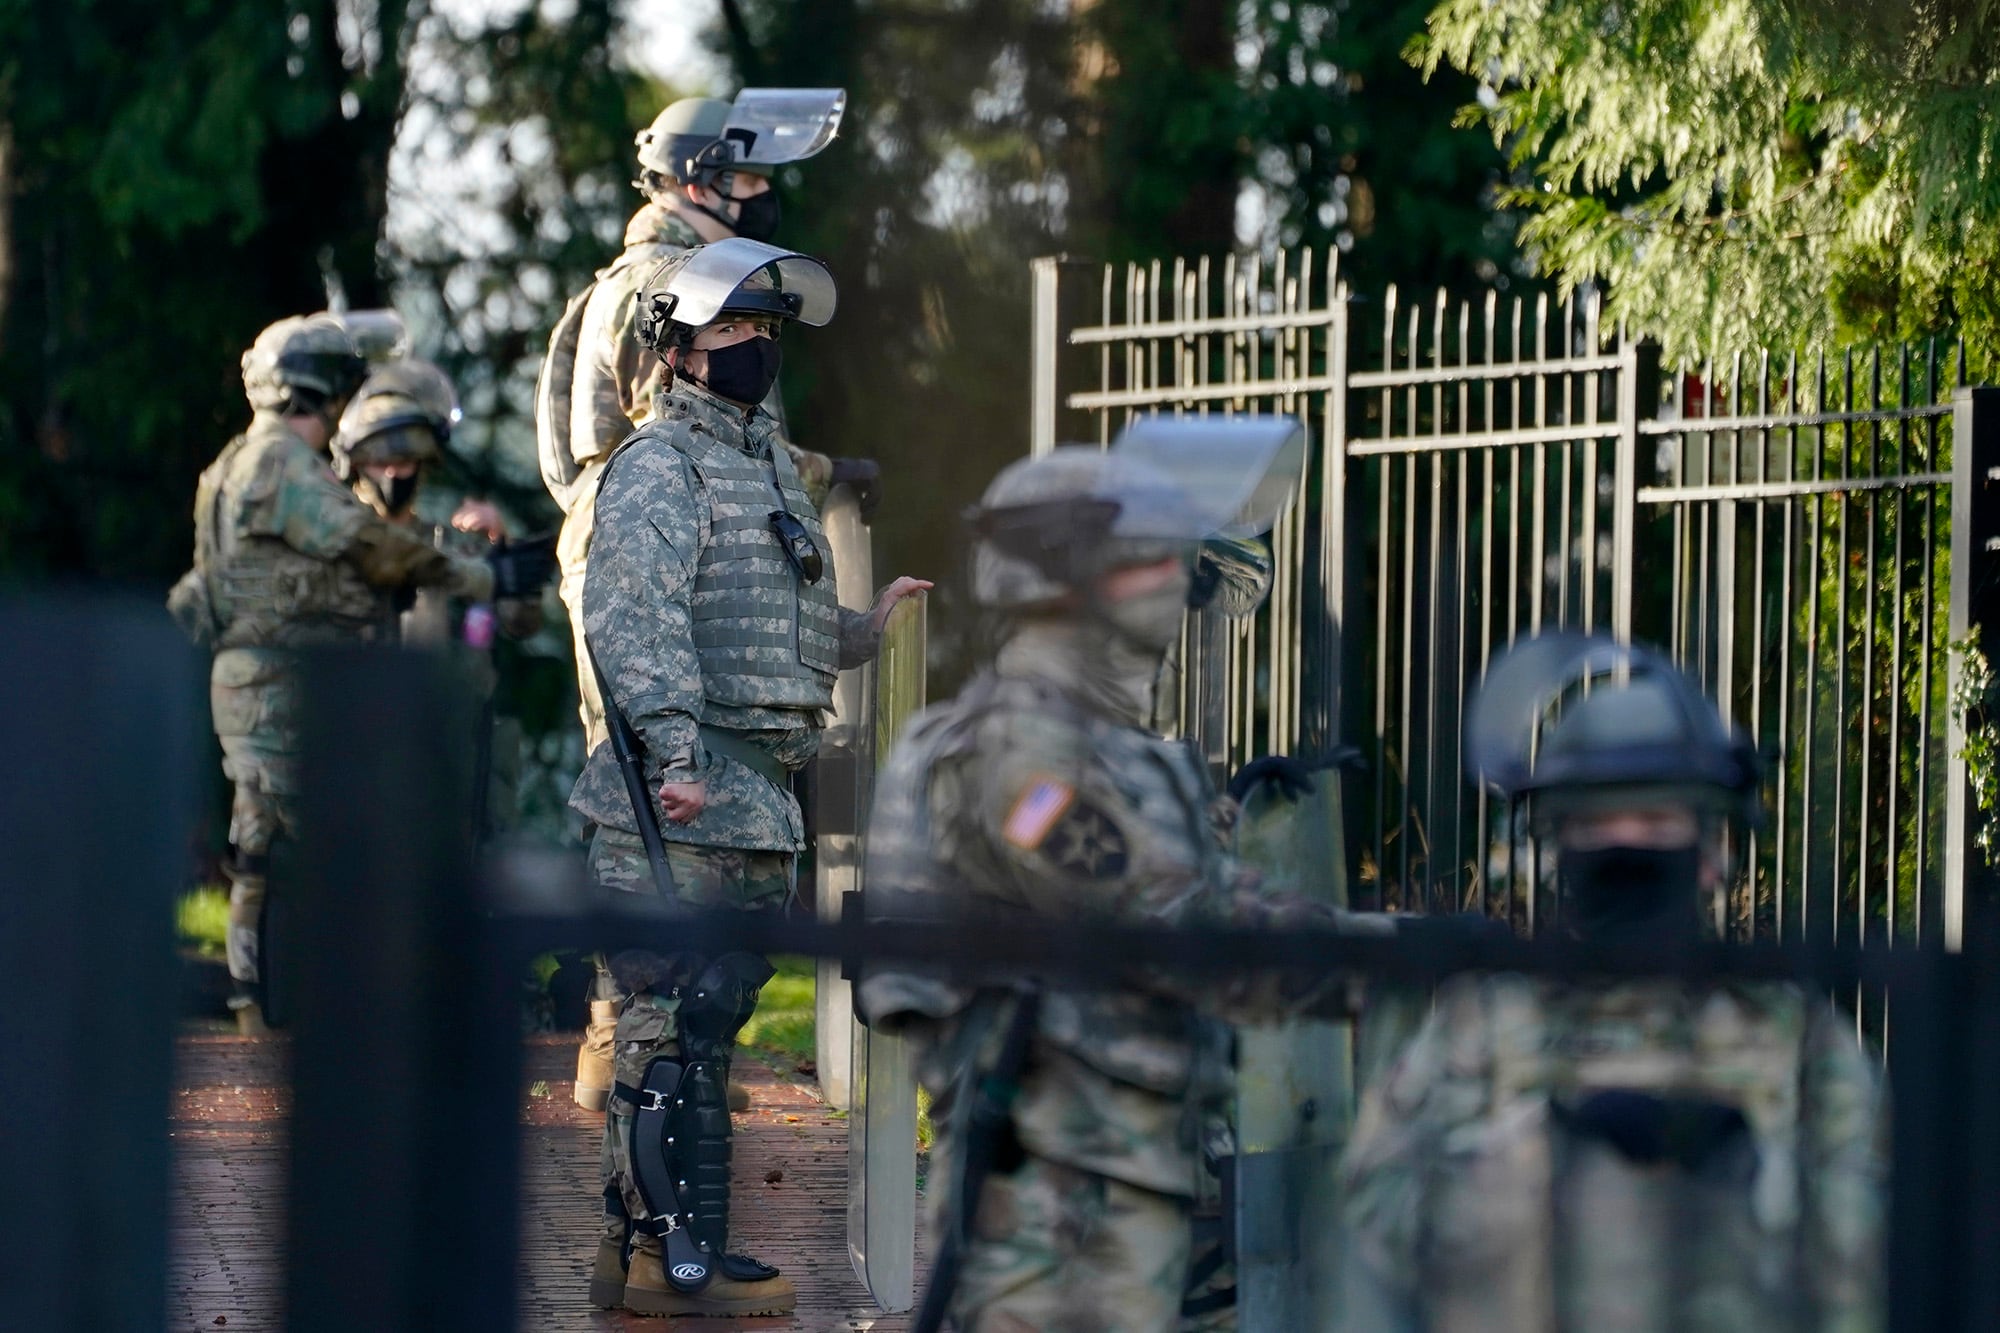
1415,0,2000,364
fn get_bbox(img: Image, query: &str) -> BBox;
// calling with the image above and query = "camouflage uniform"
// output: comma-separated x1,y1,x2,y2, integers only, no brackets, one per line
572,376,881,1267
1337,974,1886,1332
556,202,834,754
175,409,492,992
858,622,1368,1333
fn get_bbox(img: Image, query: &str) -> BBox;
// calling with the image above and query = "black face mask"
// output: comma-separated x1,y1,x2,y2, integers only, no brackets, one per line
1557,844,1703,945
697,337,782,406
369,472,420,515
732,189,781,242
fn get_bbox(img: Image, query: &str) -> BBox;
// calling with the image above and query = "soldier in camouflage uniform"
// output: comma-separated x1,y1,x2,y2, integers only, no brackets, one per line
334,360,553,830
1337,634,1886,1332
856,447,1431,1333
548,90,878,1112
575,239,928,1318
167,316,504,1032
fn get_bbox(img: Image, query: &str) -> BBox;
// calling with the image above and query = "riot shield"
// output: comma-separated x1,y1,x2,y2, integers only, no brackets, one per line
812,485,872,1110
1231,769,1354,1330
845,593,925,1313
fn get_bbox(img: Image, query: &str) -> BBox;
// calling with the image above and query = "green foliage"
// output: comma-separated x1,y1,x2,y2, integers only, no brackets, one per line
734,955,816,1065
1238,0,1522,294
1413,0,2000,366
0,0,413,582
178,885,230,957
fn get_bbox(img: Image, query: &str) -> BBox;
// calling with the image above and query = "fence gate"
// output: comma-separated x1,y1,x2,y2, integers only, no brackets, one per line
1031,249,1981,947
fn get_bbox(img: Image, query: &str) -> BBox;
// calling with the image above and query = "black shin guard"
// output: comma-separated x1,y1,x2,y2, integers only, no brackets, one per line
623,952,775,1292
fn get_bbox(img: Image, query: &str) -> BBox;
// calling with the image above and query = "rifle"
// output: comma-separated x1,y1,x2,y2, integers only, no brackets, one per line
912,988,1042,1333
584,638,678,897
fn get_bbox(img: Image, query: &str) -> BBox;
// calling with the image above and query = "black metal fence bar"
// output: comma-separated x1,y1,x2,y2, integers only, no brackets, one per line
1639,343,1966,948
0,600,196,1331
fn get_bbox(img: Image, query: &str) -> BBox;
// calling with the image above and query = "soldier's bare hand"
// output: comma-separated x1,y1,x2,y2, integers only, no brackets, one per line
659,779,708,823
870,576,934,631
451,498,509,542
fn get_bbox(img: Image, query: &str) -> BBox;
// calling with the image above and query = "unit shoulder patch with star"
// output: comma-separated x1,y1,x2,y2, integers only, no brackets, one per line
1018,791,1132,880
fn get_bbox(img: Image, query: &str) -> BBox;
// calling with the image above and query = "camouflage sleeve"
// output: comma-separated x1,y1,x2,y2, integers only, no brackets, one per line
270,448,494,600
571,265,666,468
836,605,881,669
1335,980,1497,1333
1801,1004,1888,1332
581,437,706,777
968,713,1362,935
783,440,833,510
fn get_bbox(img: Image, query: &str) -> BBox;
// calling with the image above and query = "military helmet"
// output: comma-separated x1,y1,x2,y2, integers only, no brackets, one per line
635,97,739,183
634,238,836,353
634,88,845,187
241,314,369,413
352,358,460,440
1466,633,1763,828
331,389,445,482
967,447,1212,611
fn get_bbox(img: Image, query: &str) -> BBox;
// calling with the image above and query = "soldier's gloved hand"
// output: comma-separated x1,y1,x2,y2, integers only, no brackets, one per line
1226,747,1365,806
829,457,883,519
1554,1089,1752,1174
1393,910,1514,959
487,533,557,600
1227,755,1320,804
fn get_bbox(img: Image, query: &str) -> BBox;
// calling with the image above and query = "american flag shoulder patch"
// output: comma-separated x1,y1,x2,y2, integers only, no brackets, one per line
1002,777,1077,850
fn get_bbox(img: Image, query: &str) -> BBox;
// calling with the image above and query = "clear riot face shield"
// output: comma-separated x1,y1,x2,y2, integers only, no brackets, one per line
332,309,411,366
637,238,837,347
1110,413,1308,541
1105,413,1341,1329
724,88,846,170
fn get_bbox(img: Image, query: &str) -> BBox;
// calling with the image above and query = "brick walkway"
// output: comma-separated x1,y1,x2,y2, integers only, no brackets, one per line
170,1030,922,1332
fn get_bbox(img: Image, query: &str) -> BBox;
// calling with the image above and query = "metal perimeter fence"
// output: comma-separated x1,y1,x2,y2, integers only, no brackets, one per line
11,607,2000,1331
1030,251,2000,957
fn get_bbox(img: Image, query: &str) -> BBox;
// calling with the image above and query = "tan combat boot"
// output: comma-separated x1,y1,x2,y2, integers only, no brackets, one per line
621,1247,797,1317
228,995,269,1037
588,1238,627,1309
575,1000,619,1112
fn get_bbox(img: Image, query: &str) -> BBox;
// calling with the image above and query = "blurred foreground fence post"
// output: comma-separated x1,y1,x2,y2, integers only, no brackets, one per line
0,598,197,1328
1947,386,2000,948
286,647,521,1331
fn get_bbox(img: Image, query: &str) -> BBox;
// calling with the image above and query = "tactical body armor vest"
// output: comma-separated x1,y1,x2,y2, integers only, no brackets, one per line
193,416,397,648
1415,978,1814,1332
860,673,1232,1198
656,411,840,712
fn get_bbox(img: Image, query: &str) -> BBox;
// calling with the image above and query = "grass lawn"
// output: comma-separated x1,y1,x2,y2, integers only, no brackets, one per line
737,955,817,1068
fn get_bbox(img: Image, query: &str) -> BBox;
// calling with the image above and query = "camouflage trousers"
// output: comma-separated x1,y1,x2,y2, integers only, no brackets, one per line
211,652,302,988
948,1153,1193,1333
584,827,794,1007
587,826,789,1252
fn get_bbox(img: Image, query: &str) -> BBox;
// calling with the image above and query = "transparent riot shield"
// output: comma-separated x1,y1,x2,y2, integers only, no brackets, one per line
812,486,872,1110
1231,770,1354,1329
846,592,925,1313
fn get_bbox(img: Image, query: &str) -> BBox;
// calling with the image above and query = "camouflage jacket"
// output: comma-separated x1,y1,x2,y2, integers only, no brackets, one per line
568,382,881,853
857,654,1370,1199
170,411,492,651
566,202,832,508
1337,974,1886,1333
